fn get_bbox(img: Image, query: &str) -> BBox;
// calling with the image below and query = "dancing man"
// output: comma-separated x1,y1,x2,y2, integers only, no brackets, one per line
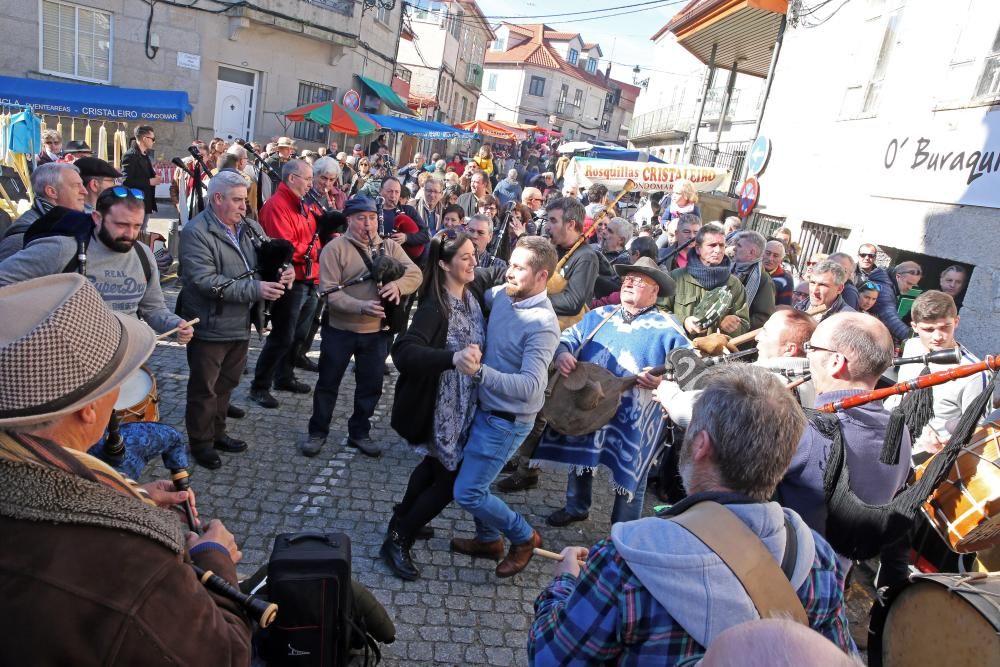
449,236,561,578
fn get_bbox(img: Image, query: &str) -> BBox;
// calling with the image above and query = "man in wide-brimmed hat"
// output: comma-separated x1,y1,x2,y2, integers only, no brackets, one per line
264,136,296,194
531,256,691,528
0,274,252,664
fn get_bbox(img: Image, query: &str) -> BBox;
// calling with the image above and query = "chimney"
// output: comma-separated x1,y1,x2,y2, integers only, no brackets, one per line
604,62,611,85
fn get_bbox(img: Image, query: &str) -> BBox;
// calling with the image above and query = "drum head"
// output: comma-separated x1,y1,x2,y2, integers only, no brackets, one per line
114,368,154,410
880,577,1000,667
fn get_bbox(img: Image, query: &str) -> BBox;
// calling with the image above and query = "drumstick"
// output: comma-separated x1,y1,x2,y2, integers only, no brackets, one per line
155,318,200,341
533,547,586,568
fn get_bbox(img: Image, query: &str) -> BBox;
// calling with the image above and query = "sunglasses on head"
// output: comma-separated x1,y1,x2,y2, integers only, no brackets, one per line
106,185,145,200
861,281,881,292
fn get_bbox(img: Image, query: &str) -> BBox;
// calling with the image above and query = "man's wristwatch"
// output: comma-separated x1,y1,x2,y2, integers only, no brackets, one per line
471,365,486,384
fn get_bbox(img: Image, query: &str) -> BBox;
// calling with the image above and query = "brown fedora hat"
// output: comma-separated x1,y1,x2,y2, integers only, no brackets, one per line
0,274,155,428
615,256,675,297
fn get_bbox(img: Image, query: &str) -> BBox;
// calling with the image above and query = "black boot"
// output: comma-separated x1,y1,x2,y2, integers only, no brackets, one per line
380,530,419,581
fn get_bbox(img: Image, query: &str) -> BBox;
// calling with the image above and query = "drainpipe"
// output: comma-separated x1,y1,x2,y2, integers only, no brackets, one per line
687,43,716,162
754,14,787,137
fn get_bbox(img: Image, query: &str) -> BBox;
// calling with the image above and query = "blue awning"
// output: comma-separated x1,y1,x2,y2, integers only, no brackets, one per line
588,146,666,163
367,114,476,140
0,75,192,123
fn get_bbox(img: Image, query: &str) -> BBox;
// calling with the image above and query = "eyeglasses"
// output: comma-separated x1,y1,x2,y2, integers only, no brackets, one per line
858,252,876,259
466,228,490,237
861,280,881,292
622,275,653,287
803,341,838,355
144,135,156,143
898,270,922,276
530,197,543,203
108,185,145,200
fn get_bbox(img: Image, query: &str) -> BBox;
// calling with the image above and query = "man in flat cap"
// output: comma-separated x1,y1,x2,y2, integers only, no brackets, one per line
532,257,691,528
74,156,122,212
0,274,251,665
301,194,422,458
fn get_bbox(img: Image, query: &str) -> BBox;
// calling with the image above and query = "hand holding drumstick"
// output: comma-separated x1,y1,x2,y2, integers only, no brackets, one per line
535,546,589,578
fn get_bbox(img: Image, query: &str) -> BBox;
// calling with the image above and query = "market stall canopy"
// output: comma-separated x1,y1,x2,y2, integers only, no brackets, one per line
557,142,666,163
367,114,475,139
285,100,377,135
0,75,192,122
454,120,527,142
357,76,415,116
563,157,729,194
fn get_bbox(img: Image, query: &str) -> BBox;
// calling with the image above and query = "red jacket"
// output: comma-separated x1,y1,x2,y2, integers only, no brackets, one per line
259,182,320,283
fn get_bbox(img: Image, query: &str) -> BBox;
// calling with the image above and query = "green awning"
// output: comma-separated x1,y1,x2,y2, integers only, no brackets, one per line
357,75,414,116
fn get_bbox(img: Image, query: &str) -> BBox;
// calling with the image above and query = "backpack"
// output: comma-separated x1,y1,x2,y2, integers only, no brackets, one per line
260,532,383,667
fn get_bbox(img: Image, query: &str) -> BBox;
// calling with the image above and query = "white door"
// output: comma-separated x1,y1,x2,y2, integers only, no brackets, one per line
214,79,253,143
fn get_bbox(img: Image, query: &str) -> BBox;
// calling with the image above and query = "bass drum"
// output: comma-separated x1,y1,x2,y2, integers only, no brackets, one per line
913,420,1000,553
869,573,1000,667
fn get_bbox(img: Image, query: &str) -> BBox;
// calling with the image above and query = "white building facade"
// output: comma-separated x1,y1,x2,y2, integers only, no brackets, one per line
478,23,636,144
754,0,1000,355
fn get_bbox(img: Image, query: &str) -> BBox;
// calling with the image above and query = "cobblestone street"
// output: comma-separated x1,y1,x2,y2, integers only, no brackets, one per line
144,280,649,666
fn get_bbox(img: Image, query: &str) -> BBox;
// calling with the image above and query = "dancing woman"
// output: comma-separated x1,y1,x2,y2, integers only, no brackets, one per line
381,230,486,580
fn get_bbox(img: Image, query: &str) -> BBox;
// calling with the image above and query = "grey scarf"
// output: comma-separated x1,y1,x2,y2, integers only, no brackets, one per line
686,248,733,291
733,260,762,306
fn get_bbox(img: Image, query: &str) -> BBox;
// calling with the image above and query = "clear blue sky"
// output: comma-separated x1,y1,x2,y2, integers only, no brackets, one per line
473,0,686,85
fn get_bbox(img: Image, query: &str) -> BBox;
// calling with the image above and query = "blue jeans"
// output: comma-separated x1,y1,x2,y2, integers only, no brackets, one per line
453,410,534,544
308,324,388,440
565,467,650,525
253,282,316,389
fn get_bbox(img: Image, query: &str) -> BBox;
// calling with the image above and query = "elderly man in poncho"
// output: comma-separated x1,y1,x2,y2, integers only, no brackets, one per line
533,257,691,527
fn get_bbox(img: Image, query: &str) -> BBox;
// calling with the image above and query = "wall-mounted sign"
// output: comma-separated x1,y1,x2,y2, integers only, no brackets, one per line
746,135,771,176
874,111,1000,210
176,52,201,71
342,89,360,110
738,177,760,218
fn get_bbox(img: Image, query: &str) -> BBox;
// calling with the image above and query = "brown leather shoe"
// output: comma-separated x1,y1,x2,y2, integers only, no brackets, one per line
496,530,543,578
449,535,505,560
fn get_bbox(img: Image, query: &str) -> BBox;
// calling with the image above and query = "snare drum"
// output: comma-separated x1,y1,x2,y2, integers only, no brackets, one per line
113,366,159,424
869,573,1000,667
913,420,1000,553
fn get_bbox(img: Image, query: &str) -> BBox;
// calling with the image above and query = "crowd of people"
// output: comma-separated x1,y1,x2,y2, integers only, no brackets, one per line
0,128,995,665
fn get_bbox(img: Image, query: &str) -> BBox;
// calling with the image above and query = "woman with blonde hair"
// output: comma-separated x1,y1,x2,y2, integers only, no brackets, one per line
349,156,372,196
660,178,700,223
473,144,495,179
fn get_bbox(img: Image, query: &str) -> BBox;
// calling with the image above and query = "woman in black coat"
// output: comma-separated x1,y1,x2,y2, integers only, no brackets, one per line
382,230,485,580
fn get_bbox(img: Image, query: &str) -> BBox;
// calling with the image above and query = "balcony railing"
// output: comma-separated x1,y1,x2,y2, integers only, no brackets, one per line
689,141,750,197
627,104,685,141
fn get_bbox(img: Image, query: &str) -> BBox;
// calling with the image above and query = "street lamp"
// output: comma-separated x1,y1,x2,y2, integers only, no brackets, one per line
632,65,650,89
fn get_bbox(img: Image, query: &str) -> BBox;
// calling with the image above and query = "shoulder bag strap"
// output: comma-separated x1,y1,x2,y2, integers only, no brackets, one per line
668,501,808,625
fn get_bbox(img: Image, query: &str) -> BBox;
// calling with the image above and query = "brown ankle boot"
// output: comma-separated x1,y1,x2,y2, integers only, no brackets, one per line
449,535,505,560
496,529,543,578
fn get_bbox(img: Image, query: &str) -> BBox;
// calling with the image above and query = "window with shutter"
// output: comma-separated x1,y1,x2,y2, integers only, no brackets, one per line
40,0,111,83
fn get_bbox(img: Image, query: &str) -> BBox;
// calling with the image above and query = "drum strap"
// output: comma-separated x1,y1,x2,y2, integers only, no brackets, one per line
669,501,808,626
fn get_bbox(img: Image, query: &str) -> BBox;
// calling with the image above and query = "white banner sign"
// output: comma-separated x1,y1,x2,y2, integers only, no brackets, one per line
563,157,729,194
874,111,1000,209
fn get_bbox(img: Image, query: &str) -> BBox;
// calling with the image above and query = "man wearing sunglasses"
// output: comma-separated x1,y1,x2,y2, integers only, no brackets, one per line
852,243,910,341
0,186,191,345
121,126,159,231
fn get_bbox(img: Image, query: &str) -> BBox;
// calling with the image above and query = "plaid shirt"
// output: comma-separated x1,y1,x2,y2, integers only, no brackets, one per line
529,535,855,665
